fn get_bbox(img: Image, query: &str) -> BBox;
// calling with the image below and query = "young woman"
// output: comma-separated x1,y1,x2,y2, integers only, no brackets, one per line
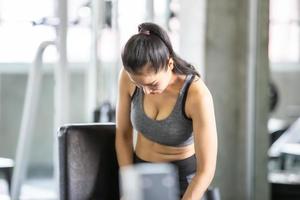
115,22,218,200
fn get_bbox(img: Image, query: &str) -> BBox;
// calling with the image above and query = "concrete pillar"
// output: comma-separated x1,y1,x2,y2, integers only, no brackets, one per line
204,0,270,200
252,0,270,199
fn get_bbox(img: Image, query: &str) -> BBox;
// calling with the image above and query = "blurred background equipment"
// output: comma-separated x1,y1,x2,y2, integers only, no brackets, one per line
0,158,14,193
268,118,300,200
120,163,179,200
93,101,115,122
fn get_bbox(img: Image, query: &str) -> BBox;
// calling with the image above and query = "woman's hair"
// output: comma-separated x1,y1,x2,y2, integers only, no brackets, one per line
121,22,200,77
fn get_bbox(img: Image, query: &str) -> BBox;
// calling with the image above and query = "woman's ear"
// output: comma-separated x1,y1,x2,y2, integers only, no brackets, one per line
167,58,174,71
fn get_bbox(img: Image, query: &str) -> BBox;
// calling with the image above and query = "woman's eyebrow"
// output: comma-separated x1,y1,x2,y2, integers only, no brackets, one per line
144,80,157,85
130,79,157,86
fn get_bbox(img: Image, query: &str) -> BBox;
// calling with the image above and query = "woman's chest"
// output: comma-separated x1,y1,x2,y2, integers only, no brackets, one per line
143,92,179,120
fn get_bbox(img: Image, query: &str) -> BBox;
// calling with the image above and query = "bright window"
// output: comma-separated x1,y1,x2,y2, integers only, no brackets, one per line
269,0,300,63
0,0,91,63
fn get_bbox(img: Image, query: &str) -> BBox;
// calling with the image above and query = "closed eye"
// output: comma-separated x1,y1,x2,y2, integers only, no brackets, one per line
130,80,158,87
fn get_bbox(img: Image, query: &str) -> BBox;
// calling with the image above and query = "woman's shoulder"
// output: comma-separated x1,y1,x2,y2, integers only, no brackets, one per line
119,67,137,97
184,76,214,118
187,76,213,104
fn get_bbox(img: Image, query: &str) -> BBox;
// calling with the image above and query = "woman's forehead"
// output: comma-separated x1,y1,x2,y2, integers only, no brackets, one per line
125,62,167,83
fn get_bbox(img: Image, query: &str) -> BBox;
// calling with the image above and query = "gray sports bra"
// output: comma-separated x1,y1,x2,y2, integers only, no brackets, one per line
130,74,195,147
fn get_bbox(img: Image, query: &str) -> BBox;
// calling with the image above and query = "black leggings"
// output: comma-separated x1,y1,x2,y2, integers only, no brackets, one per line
133,153,197,197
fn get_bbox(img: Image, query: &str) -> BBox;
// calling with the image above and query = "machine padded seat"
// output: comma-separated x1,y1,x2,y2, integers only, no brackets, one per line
58,123,119,200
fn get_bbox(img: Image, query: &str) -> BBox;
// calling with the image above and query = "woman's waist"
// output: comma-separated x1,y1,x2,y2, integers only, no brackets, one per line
133,151,197,176
135,132,195,162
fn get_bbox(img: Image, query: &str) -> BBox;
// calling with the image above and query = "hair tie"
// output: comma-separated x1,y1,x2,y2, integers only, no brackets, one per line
138,25,150,35
139,29,150,35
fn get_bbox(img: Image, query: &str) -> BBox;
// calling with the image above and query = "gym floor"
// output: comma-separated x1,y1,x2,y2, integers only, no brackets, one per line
0,178,56,200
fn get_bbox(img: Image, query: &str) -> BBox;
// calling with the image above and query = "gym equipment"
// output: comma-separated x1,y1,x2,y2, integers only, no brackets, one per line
0,158,14,193
58,123,119,200
120,163,179,200
270,173,300,200
58,123,221,200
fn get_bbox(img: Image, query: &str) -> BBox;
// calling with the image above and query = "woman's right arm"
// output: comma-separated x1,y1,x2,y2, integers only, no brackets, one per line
115,68,135,167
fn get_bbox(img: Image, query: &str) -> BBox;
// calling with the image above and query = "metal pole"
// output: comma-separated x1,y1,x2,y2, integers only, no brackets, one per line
86,0,105,122
54,0,69,196
54,0,69,129
110,0,120,106
11,41,56,200
246,0,259,198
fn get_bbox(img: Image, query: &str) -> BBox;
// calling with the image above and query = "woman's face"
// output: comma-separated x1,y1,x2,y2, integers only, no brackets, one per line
127,61,174,95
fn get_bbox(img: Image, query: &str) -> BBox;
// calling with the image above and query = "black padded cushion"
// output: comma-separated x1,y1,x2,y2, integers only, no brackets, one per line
272,182,300,200
58,123,119,200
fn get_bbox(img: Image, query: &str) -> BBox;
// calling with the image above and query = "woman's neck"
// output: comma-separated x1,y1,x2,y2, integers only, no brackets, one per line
165,73,186,92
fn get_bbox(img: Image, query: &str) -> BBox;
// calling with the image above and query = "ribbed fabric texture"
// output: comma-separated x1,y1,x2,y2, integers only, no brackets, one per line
131,74,195,147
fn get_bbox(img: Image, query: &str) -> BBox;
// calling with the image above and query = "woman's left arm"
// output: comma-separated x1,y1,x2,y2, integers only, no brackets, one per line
182,80,218,200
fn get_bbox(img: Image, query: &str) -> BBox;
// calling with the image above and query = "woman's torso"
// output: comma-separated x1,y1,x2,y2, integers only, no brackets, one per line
130,74,195,162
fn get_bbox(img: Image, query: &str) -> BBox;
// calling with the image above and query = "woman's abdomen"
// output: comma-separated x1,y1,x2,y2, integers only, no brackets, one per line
135,132,195,162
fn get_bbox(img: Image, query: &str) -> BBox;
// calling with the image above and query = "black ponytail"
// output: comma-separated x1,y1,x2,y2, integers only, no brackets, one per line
121,22,200,77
